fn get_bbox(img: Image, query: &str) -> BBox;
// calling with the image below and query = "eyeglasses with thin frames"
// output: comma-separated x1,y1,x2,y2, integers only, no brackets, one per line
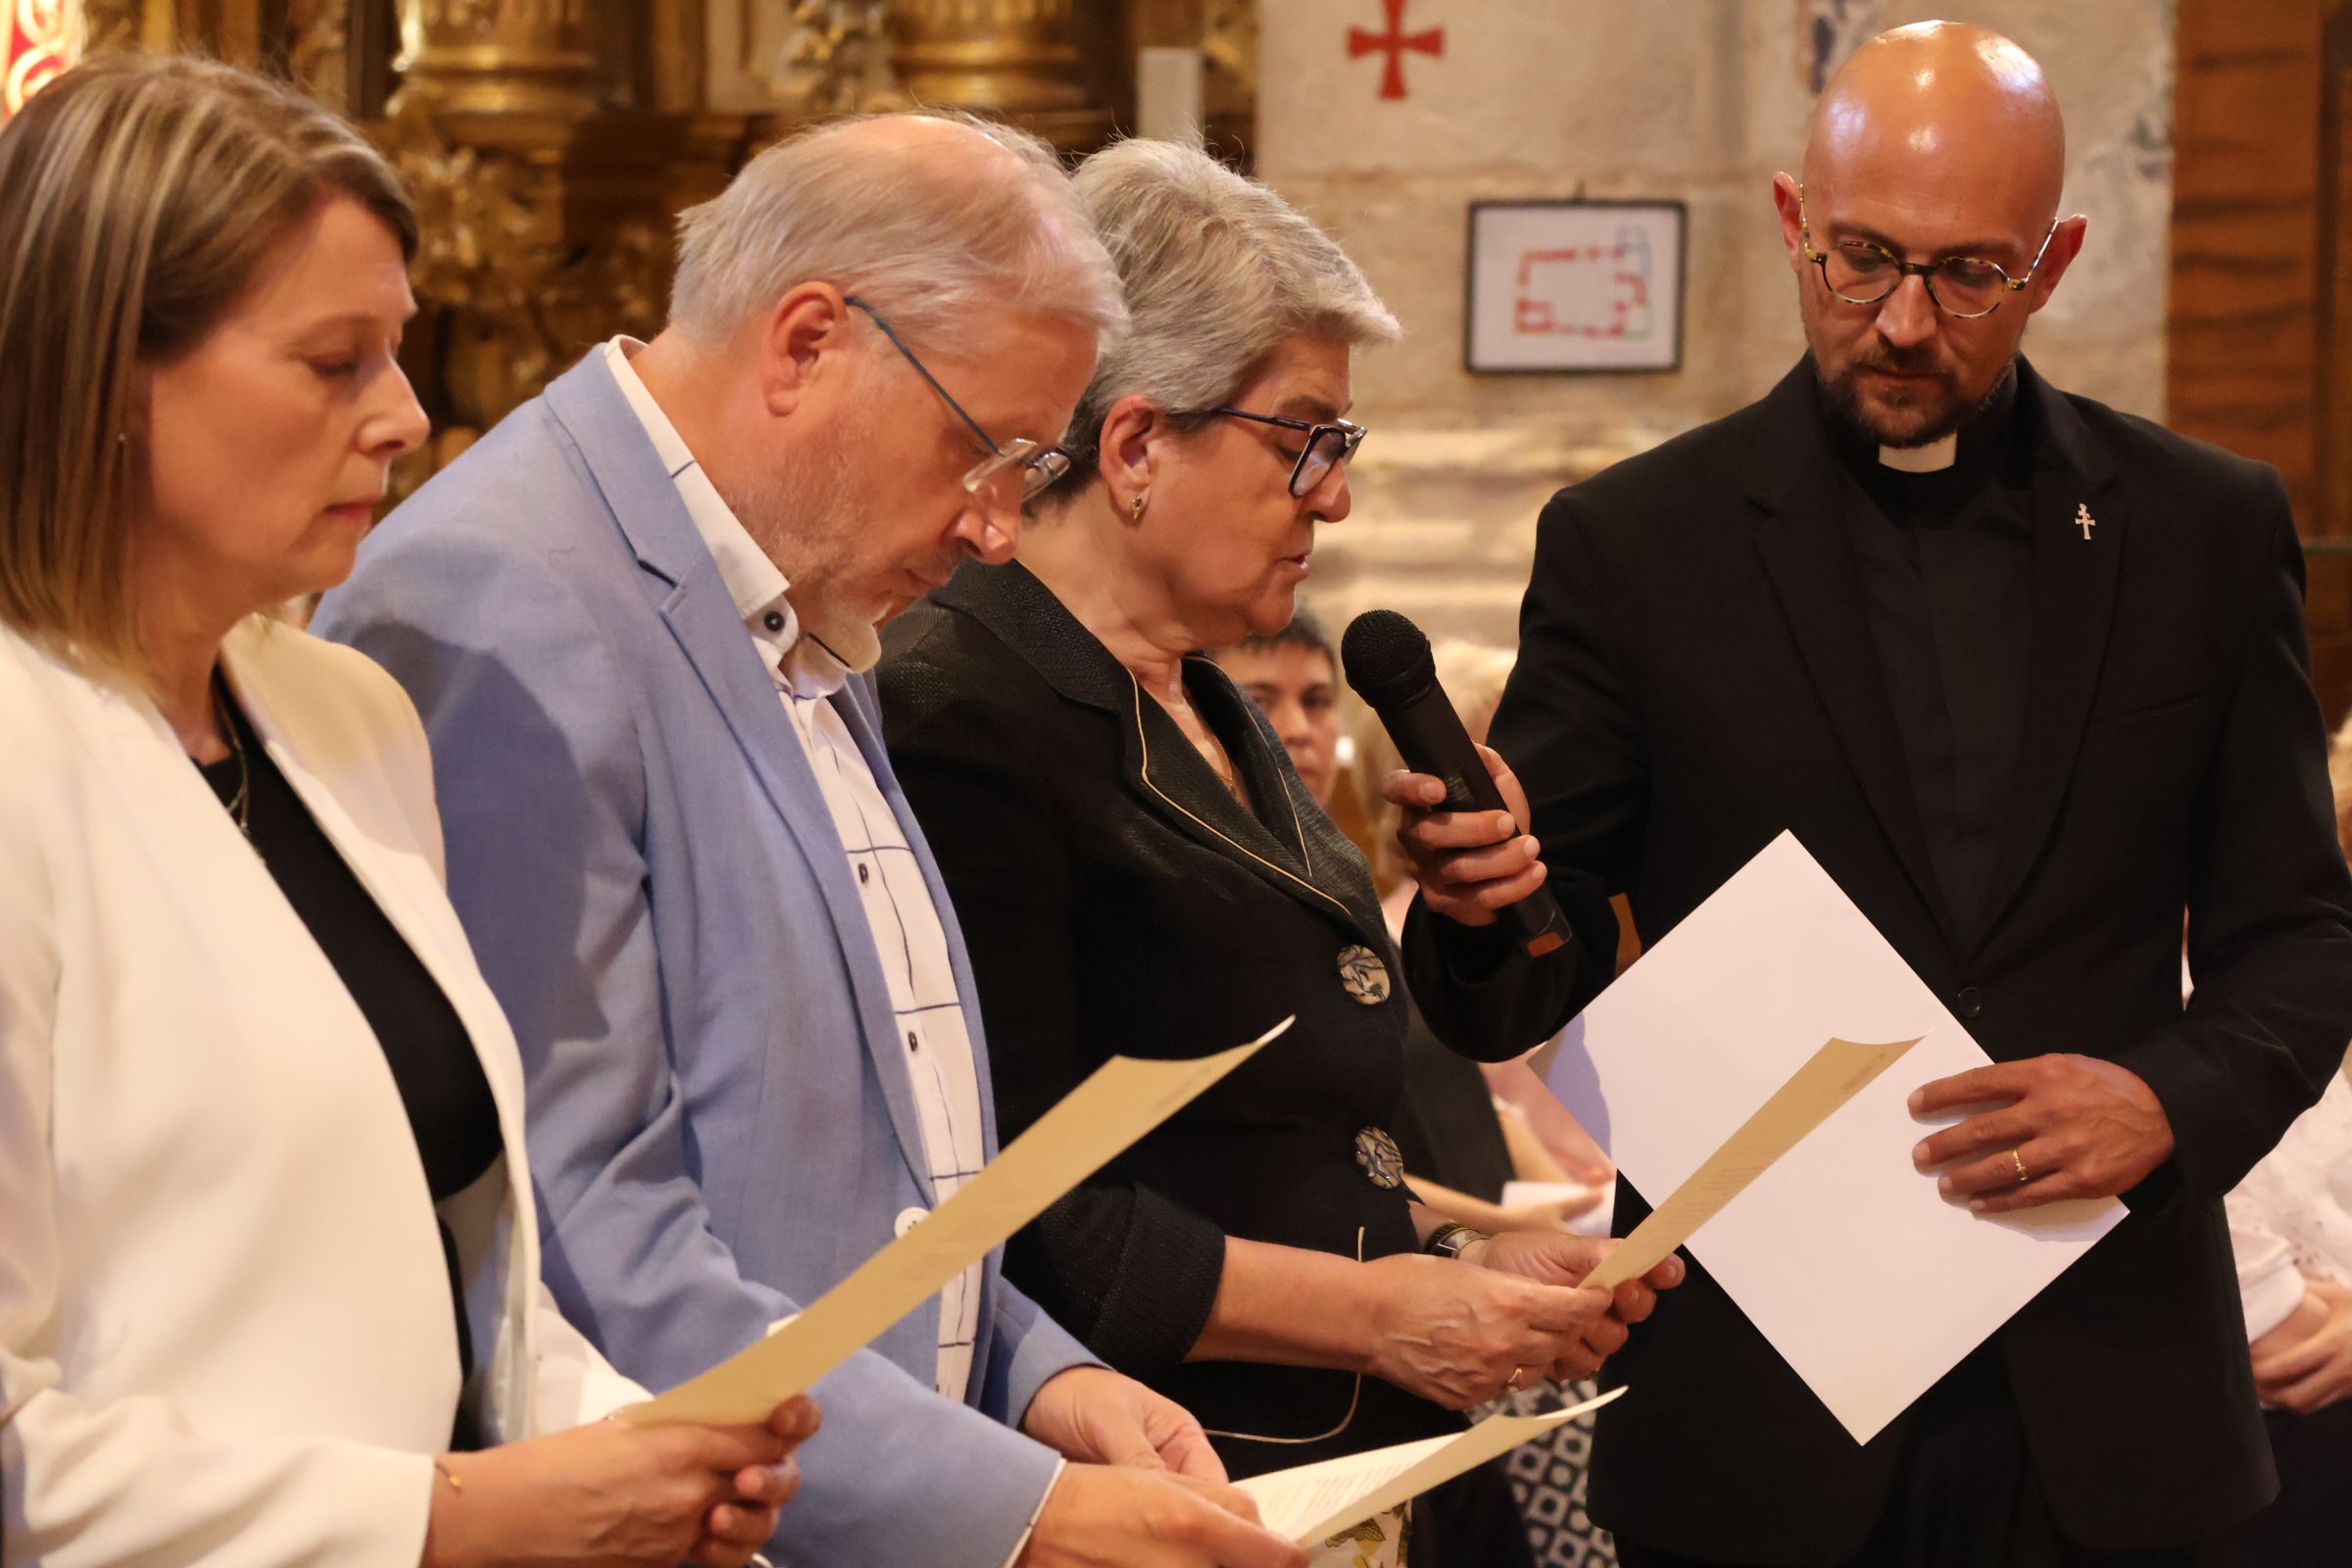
1209,407,1368,498
1796,186,2058,320
844,296,1073,503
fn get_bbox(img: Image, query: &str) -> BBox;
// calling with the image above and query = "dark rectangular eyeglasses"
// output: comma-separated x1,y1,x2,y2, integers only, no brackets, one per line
1209,407,1368,497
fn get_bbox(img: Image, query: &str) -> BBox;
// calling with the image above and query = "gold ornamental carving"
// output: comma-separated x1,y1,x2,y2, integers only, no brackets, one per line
77,0,139,53
395,0,598,127
770,0,902,121
1201,0,1254,124
884,0,1109,146
889,0,1086,111
382,96,665,457
287,0,351,112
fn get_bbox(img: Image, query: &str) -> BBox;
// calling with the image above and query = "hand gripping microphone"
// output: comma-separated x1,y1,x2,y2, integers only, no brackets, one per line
1341,609,1570,958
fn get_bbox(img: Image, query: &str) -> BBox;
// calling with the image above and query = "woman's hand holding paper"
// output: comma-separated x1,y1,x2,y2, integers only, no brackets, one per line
1358,1250,1607,1409
422,1395,820,1568
1467,1231,1686,1382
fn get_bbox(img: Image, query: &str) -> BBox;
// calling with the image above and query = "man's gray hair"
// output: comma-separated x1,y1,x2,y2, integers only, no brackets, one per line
1054,138,1399,489
669,111,1126,350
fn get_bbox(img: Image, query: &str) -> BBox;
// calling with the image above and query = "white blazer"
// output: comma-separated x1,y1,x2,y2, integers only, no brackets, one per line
0,617,644,1568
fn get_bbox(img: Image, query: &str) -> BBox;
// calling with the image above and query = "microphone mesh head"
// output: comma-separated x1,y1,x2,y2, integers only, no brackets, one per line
1341,609,1437,709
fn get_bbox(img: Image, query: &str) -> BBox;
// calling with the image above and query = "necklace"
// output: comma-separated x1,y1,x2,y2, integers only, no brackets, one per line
213,672,252,837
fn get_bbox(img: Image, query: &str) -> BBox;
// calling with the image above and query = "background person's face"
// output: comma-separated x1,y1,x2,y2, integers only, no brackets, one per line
140,194,425,618
1216,642,1342,808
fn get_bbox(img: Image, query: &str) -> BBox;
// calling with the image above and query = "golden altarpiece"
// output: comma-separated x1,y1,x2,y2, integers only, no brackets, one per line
47,0,1259,497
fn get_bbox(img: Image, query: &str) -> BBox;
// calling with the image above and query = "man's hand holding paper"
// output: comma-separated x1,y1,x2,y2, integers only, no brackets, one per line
1908,1053,2179,1214
1020,1364,1226,1480
1016,1466,1307,1568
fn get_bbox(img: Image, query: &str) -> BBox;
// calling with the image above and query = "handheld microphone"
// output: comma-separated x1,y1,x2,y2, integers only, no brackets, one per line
1341,609,1570,958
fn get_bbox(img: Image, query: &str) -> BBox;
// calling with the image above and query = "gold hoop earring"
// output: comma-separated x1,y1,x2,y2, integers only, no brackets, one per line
1128,493,1148,522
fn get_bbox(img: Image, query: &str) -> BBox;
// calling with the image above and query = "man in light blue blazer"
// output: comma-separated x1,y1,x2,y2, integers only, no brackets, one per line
316,115,1300,1568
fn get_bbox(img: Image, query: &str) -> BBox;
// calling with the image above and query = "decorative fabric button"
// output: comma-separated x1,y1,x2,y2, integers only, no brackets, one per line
1355,1126,1404,1189
1338,944,1392,1005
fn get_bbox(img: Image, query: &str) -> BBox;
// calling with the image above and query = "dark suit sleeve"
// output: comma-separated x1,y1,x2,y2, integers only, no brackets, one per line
2114,480,2352,1207
1405,488,1645,1060
880,639,1228,1378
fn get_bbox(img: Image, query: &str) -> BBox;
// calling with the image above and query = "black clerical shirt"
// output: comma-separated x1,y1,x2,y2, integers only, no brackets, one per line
1835,375,2034,937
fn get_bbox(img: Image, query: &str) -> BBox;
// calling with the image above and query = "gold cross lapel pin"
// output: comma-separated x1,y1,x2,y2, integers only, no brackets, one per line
2076,503,2096,542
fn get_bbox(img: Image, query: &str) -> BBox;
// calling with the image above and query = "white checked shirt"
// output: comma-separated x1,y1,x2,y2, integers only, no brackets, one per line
604,339,990,1401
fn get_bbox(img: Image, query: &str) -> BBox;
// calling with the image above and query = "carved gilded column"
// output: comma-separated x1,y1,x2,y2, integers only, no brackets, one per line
382,0,669,471
886,0,1109,147
394,0,598,140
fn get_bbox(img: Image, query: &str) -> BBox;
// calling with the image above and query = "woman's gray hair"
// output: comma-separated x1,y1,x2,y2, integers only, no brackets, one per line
669,110,1125,350
1055,138,1398,491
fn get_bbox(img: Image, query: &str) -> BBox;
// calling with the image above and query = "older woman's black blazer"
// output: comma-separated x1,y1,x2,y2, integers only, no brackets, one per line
879,561,1455,1474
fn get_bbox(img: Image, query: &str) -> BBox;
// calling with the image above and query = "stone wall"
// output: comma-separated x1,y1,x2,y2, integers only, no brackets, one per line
1256,0,2177,644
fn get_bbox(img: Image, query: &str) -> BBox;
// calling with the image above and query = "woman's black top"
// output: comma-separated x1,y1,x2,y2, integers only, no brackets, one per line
879,562,1456,1478
1394,1004,1516,1202
197,680,502,1446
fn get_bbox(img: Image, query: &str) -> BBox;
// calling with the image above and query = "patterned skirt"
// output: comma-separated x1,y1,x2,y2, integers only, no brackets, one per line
1491,1380,1617,1568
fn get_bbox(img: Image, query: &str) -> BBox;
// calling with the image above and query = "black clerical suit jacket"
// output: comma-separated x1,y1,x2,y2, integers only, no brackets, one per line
1404,358,2352,1561
881,561,1457,1478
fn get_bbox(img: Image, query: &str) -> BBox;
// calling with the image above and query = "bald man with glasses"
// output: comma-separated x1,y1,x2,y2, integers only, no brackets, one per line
1386,23,2352,1568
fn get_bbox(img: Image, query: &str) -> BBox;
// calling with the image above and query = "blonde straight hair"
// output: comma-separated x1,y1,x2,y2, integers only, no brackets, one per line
0,53,416,687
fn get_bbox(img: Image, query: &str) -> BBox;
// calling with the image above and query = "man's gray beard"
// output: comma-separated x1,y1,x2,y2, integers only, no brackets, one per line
1818,350,2018,450
716,441,890,666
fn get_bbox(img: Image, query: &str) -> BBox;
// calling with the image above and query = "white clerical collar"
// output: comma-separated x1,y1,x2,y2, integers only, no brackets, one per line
1878,432,1958,473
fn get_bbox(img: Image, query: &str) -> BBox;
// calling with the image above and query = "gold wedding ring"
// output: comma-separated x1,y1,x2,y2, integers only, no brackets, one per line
2009,1149,2030,1186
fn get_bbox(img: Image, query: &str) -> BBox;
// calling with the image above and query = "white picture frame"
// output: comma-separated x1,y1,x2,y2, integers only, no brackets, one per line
1465,200,1688,374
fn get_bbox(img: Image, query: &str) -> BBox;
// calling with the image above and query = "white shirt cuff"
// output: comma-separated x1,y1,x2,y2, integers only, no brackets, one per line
999,1457,1066,1568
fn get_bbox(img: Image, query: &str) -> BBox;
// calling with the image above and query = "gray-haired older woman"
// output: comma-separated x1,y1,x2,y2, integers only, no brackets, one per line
881,139,1681,1568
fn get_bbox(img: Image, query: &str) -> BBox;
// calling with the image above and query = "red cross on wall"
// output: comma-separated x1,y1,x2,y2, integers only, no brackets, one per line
1348,0,1445,102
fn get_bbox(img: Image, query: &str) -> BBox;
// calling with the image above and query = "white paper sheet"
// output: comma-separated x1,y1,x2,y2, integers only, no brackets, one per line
1585,1035,1921,1291
1499,1178,1613,1238
1551,833,2121,1442
1236,1388,1626,1544
624,1018,1291,1426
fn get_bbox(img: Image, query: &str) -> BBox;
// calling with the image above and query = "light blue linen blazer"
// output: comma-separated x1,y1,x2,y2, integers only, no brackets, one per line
314,351,1091,1568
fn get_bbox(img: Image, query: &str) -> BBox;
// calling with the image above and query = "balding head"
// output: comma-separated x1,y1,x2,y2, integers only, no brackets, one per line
633,110,1118,664
668,109,1124,354
1773,22,2085,447
1807,22,2065,227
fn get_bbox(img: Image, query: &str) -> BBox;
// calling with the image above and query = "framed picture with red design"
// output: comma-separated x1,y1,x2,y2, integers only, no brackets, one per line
1465,199,1688,374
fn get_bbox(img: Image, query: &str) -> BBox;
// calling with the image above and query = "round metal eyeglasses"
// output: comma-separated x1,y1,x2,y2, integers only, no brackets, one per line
845,295,1072,503
1797,187,2058,320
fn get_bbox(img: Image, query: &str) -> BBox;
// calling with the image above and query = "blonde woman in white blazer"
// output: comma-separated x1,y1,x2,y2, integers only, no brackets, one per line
0,56,816,1568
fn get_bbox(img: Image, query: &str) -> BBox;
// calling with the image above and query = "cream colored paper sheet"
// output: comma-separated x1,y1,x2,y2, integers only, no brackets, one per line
625,1018,1291,1426
1237,1388,1627,1545
1585,1035,1920,1290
